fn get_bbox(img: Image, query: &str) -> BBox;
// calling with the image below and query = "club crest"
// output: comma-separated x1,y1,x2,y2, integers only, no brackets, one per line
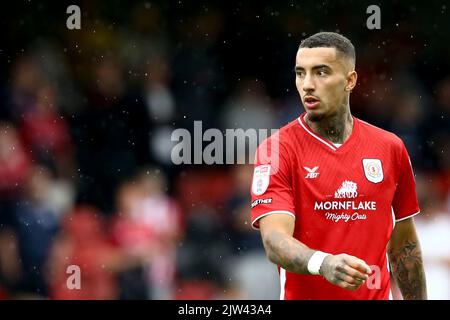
362,159,383,183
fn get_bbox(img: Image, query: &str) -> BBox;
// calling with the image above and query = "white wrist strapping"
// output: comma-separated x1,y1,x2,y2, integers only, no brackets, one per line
307,251,331,275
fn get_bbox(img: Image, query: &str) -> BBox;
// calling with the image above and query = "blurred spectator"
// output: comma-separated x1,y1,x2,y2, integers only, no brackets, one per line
110,181,149,299
47,206,120,299
10,165,60,298
30,41,84,116
221,79,276,131
352,77,395,131
388,73,429,165
118,3,169,76
19,83,75,179
414,174,450,299
141,54,178,169
175,205,231,299
0,226,21,298
425,77,450,171
0,122,31,298
174,169,233,298
75,55,150,213
175,169,232,213
172,9,226,128
220,79,278,168
7,55,43,122
111,168,182,299
0,122,31,200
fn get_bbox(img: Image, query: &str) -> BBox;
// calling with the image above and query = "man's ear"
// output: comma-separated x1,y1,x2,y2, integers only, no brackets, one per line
345,70,357,92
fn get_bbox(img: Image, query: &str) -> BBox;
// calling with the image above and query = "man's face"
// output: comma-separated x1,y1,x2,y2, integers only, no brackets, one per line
295,47,355,121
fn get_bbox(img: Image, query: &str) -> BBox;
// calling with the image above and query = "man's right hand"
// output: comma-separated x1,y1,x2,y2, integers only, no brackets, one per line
319,254,372,291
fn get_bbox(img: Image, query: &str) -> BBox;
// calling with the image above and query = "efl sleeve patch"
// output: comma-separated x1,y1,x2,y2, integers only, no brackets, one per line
252,165,271,195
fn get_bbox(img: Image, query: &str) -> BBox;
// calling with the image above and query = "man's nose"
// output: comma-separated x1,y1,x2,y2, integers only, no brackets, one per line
302,74,315,92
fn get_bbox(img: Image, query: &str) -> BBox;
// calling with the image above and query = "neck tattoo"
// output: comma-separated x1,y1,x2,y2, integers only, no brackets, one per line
305,112,353,144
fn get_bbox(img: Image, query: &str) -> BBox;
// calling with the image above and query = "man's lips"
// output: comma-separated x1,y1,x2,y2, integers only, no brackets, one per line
304,96,320,108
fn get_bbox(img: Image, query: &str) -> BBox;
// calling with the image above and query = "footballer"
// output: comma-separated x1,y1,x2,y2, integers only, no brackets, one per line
250,32,427,300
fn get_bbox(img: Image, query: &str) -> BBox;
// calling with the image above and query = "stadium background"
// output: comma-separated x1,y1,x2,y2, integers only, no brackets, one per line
0,0,449,299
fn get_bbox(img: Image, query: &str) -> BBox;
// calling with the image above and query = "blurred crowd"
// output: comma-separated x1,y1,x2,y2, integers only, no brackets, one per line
0,1,449,299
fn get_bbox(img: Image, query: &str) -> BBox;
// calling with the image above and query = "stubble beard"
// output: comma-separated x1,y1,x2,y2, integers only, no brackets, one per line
305,109,326,122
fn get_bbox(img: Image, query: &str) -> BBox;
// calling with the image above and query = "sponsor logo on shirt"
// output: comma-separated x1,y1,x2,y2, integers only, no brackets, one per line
314,180,377,223
304,166,320,179
251,198,273,208
334,180,357,198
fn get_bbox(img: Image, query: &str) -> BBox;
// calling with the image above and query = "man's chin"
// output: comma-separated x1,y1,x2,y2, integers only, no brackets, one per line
305,109,325,122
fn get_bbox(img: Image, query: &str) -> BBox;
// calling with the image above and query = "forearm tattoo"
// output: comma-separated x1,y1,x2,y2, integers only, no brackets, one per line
263,230,314,275
388,240,427,300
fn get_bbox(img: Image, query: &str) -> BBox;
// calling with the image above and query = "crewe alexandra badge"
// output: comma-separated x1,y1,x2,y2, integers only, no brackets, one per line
362,159,383,183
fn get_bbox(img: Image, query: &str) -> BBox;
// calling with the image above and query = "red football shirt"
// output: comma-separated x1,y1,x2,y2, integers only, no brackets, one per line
251,112,420,300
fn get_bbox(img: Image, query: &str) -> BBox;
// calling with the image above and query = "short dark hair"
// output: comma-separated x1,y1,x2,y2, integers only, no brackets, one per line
299,32,355,65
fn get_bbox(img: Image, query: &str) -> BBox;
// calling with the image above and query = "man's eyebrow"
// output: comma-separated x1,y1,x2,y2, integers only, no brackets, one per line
294,64,332,72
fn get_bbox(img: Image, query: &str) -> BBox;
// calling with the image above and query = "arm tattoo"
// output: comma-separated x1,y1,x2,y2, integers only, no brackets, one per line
388,240,427,300
263,230,314,275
